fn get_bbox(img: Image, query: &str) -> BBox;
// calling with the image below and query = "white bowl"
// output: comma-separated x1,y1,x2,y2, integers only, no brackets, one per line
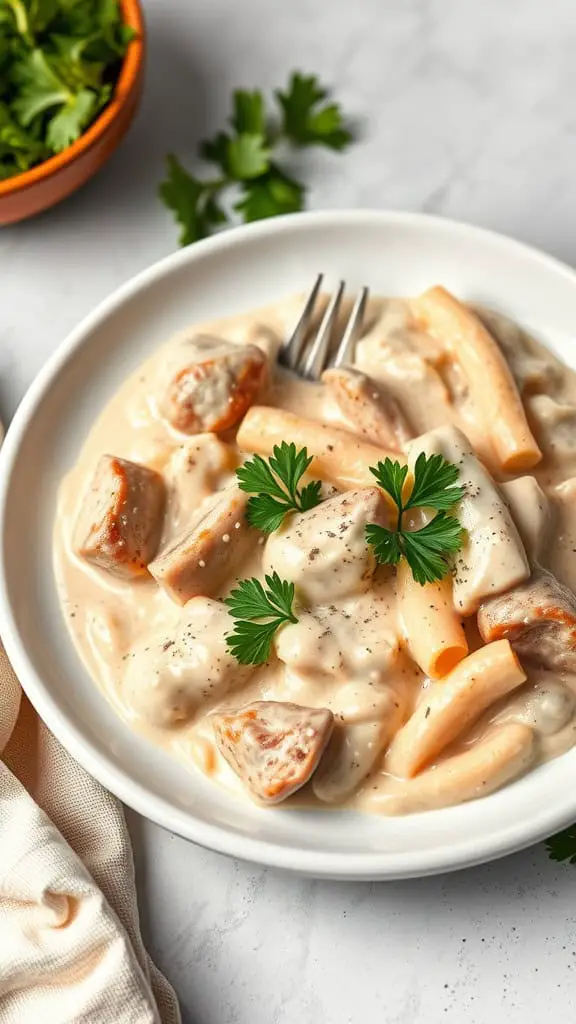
2,210,576,880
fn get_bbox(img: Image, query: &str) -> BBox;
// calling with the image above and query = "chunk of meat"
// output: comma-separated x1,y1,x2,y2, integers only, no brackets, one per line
163,435,237,539
161,337,267,434
276,592,400,684
212,701,334,804
322,367,413,450
313,684,405,803
74,454,165,579
122,598,251,728
149,484,253,604
477,307,562,396
500,476,551,561
494,675,575,736
478,565,576,673
526,394,576,473
264,487,390,605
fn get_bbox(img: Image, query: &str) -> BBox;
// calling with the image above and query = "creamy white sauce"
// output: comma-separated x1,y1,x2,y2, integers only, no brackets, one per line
53,293,576,815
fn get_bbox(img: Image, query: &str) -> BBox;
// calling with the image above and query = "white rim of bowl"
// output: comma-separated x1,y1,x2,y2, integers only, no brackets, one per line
2,209,576,879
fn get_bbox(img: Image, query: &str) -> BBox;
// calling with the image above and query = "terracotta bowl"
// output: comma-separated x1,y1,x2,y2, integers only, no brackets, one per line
0,0,145,225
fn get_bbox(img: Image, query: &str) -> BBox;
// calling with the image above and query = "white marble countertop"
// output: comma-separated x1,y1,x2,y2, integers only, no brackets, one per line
3,0,576,1020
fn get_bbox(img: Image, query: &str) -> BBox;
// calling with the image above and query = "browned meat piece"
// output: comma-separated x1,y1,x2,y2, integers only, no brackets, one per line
161,341,267,434
149,484,253,604
212,701,334,804
74,455,165,578
322,366,413,449
478,565,576,673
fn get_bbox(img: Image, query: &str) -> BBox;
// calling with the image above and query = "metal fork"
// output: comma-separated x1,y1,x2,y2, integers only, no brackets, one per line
278,274,369,380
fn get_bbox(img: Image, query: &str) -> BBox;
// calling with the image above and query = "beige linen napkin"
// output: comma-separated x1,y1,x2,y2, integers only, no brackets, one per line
0,421,180,1024
0,650,181,1024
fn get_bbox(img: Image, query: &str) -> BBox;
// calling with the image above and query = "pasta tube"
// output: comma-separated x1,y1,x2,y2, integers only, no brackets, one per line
413,286,541,472
397,562,468,678
385,639,527,778
384,723,535,814
237,406,401,490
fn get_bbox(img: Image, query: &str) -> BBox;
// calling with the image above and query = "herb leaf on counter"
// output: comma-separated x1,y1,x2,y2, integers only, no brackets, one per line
0,0,133,177
234,164,304,222
366,453,465,586
225,573,298,665
546,825,576,864
159,154,228,247
159,71,354,245
275,72,353,150
237,442,322,534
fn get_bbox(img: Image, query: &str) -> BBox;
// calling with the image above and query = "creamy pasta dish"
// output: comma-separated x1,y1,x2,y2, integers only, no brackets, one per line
53,286,576,816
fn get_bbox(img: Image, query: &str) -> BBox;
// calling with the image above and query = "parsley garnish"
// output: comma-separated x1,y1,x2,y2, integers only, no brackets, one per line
236,442,322,534
366,453,465,585
0,0,134,178
546,825,576,865
225,573,298,665
158,71,354,246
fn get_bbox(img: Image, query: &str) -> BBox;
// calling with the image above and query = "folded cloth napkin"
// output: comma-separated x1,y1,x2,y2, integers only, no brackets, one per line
0,410,180,1023
0,647,181,1024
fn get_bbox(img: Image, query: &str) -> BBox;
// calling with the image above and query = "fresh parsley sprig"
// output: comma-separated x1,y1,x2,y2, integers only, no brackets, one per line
366,453,465,585
225,572,298,665
545,825,576,865
158,71,354,246
236,442,322,533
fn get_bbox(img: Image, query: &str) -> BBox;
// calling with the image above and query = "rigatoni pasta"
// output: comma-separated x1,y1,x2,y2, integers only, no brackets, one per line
396,563,468,678
413,285,542,472
237,406,401,490
385,640,527,778
381,724,535,815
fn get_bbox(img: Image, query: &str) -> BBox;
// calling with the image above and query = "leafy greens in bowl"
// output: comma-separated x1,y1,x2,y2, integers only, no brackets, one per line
0,0,135,180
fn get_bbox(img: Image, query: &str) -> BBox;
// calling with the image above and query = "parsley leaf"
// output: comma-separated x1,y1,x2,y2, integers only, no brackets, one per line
158,154,227,246
159,70,354,244
235,164,304,222
404,452,465,511
0,99,47,175
365,524,403,567
12,48,70,124
370,459,409,511
200,127,271,181
225,132,271,180
236,442,322,533
231,88,265,135
199,130,229,167
46,86,95,150
225,573,298,665
402,513,465,585
546,825,576,864
275,71,353,150
366,454,465,585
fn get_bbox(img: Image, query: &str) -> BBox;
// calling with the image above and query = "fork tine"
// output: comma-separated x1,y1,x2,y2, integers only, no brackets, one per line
333,286,369,368
279,273,324,370
302,280,346,380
